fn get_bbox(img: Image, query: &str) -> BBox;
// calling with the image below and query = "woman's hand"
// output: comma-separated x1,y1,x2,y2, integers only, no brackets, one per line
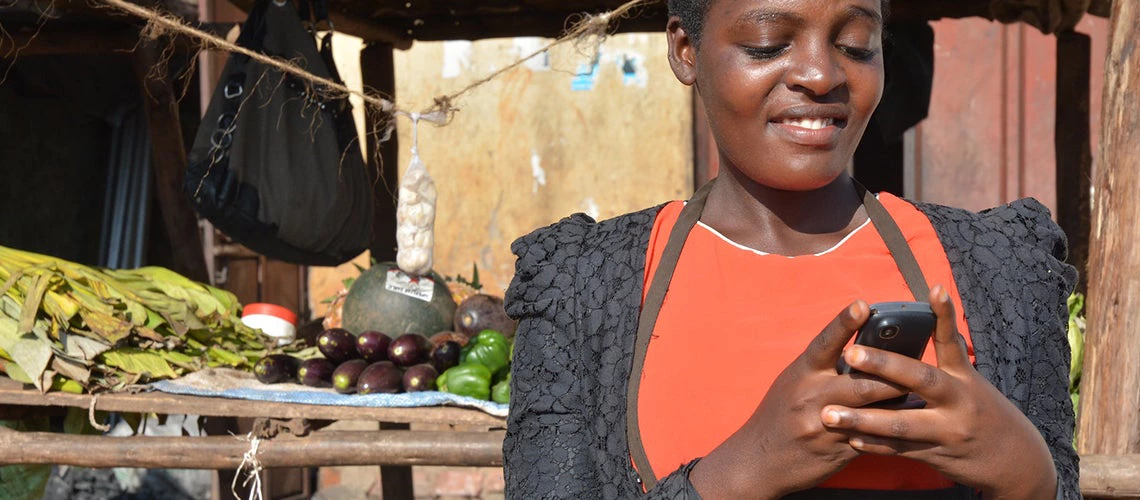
820,286,1058,498
689,301,910,499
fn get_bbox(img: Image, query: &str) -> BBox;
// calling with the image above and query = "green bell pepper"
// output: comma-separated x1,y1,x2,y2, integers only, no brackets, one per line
463,329,511,375
438,363,492,400
492,372,510,404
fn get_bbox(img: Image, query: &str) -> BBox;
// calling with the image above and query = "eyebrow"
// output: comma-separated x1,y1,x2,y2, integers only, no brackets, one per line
736,10,805,28
844,5,883,27
736,5,883,29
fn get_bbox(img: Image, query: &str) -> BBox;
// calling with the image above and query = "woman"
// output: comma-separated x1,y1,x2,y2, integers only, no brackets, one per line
503,0,1079,498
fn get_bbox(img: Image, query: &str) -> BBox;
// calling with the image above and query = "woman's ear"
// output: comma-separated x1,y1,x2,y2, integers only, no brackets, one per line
667,16,697,86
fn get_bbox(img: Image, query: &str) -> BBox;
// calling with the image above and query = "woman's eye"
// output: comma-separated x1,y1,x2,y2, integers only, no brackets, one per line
838,45,877,61
741,45,788,60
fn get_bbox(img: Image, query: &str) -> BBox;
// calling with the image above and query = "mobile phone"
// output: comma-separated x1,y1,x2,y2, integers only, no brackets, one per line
836,301,936,376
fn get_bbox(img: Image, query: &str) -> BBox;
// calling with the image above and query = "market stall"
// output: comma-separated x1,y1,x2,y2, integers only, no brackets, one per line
2,0,1140,498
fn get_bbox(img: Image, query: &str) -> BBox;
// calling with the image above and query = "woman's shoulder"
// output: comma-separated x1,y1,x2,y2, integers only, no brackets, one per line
509,204,665,259
505,204,664,316
905,197,1069,263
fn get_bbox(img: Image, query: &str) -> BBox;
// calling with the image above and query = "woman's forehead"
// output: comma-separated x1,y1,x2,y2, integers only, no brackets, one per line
706,0,883,17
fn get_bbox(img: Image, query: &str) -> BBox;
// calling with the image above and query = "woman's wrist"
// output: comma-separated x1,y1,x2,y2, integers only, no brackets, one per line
981,424,1058,499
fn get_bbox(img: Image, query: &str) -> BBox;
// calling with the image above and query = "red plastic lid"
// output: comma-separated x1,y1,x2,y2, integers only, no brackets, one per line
242,303,297,325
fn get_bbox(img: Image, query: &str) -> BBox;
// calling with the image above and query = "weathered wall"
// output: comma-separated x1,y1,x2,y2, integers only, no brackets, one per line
309,33,692,313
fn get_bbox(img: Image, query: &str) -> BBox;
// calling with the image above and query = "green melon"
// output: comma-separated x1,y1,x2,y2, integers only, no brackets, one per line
341,262,457,337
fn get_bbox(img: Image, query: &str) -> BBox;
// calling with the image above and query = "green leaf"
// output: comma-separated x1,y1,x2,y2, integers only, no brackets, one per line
77,309,134,344
156,350,199,371
206,346,246,367
0,317,53,391
98,348,178,379
0,358,33,384
18,274,49,335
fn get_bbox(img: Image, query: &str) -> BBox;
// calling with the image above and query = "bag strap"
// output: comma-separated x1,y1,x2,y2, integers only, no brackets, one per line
626,178,930,490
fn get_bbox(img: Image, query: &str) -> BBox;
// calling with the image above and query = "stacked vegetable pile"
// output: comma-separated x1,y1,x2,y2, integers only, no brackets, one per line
0,245,270,393
255,294,514,404
255,327,512,403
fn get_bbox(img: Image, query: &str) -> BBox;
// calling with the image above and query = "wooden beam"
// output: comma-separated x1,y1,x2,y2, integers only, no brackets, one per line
133,39,211,283
0,427,505,468
1,26,138,56
222,0,412,49
362,42,399,263
1081,454,1140,498
0,377,505,427
1054,31,1092,293
1077,0,1140,456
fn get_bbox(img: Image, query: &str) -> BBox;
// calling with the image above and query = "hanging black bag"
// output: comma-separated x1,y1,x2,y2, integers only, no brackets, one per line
185,0,373,266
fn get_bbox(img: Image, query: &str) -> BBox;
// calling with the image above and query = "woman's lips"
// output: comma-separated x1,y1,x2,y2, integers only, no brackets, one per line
769,117,845,148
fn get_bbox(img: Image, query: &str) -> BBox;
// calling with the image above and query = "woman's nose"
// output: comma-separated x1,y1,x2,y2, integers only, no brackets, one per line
784,43,846,97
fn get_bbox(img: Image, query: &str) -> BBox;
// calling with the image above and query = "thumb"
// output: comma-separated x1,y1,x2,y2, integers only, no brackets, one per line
801,300,869,371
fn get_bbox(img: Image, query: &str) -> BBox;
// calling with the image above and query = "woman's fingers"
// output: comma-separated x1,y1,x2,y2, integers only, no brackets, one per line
929,285,971,372
820,405,945,443
842,346,955,403
847,434,940,458
800,301,869,371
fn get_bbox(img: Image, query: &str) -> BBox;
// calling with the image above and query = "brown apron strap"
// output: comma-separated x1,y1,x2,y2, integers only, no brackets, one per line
626,179,715,490
626,178,930,490
853,180,931,301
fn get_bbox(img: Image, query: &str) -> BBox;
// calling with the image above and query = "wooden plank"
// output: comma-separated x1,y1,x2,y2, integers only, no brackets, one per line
1055,31,1092,293
362,43,399,263
133,39,211,284
262,259,304,318
1078,0,1140,456
0,377,505,427
0,428,505,468
224,257,261,306
1081,454,1140,498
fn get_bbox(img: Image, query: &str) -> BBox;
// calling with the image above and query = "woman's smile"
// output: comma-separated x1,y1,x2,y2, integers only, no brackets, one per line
769,103,851,148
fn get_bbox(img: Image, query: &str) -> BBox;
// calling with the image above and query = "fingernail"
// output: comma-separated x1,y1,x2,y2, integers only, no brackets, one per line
850,437,864,449
849,347,867,365
823,410,841,425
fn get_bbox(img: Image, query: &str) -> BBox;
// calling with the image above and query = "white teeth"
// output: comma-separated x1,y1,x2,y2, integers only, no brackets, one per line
782,118,834,130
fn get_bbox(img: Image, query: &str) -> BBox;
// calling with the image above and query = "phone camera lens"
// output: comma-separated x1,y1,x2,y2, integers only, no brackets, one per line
879,326,900,340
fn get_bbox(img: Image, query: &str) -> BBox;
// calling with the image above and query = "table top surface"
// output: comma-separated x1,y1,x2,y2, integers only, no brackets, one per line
0,376,506,427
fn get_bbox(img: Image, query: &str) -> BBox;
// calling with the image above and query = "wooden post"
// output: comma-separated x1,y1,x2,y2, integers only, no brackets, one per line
361,42,412,499
133,39,211,283
1077,0,1140,456
1054,31,1092,294
362,43,400,264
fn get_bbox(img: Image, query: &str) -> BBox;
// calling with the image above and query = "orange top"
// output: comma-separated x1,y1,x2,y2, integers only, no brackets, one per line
638,193,974,490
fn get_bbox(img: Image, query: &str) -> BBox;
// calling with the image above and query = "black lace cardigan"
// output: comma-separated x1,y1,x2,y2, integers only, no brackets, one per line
503,198,1079,499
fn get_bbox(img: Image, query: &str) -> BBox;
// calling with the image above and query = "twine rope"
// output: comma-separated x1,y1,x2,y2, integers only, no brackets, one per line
87,393,112,432
232,432,265,500
98,0,654,125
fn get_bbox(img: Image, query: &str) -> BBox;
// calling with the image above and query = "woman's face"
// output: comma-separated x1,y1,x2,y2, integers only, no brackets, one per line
669,0,885,191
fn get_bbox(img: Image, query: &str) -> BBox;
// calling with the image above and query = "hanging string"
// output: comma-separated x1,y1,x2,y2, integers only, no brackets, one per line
232,433,265,500
96,0,657,126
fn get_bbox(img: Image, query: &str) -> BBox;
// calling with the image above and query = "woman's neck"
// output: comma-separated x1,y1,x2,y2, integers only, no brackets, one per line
700,168,868,256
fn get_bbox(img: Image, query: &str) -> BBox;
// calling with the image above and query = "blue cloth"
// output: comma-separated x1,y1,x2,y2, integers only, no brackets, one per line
150,377,508,418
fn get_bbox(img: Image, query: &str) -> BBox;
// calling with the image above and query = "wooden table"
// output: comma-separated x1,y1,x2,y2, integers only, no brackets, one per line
0,376,506,498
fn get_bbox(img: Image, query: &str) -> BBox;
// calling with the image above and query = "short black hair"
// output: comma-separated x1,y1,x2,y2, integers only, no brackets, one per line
668,0,891,44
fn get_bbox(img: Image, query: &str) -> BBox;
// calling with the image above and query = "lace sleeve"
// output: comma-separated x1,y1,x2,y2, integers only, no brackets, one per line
1007,199,1081,499
503,213,701,499
503,215,595,498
